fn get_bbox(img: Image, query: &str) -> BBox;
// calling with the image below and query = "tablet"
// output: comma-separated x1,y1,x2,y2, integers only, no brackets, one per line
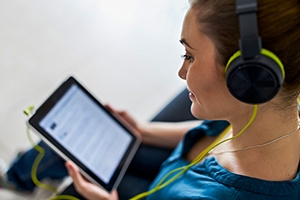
28,76,141,192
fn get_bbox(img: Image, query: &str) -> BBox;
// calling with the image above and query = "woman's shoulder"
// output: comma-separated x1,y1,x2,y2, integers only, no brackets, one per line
193,156,300,199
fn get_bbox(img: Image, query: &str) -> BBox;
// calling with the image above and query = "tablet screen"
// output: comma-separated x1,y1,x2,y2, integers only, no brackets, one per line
28,77,140,191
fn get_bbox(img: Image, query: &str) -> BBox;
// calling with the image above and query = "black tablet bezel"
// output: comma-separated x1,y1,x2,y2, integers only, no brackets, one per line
28,76,140,192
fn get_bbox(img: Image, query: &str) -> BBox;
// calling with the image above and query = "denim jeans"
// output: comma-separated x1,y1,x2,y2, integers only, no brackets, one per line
7,141,68,192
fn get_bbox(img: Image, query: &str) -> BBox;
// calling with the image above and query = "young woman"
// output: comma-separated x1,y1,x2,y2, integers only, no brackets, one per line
65,0,300,199
2,0,300,199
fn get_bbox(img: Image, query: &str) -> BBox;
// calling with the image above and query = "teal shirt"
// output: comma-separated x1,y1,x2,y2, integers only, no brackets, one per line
146,121,300,200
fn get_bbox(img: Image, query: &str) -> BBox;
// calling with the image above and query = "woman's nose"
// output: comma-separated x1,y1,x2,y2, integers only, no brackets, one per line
178,63,187,80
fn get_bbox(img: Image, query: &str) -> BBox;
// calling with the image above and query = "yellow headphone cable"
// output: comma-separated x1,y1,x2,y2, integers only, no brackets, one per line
129,104,258,200
23,104,258,200
24,106,79,200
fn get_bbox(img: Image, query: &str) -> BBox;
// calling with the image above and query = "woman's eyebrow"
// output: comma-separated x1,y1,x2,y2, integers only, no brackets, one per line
179,39,196,50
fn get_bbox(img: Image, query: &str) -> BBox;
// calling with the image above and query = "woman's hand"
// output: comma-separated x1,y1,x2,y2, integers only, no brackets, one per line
105,104,200,148
105,104,143,134
65,161,119,200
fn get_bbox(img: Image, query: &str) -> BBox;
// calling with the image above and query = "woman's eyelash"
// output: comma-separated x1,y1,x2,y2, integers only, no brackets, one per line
181,54,194,62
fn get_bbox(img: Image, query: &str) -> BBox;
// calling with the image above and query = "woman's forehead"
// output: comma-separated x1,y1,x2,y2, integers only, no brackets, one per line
181,10,198,40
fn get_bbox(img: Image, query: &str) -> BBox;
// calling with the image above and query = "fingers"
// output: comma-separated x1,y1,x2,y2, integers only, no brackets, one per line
65,161,117,200
65,161,88,194
104,104,115,113
105,104,127,117
104,103,142,138
104,104,138,129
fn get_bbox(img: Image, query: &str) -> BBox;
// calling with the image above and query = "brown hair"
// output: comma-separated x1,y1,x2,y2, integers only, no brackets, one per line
189,0,300,103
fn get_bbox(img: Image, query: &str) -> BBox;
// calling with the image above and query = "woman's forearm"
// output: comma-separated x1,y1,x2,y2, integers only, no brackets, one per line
138,120,202,148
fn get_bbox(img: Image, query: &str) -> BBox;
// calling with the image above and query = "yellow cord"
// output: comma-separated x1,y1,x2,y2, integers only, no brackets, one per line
26,125,58,194
24,104,258,200
24,106,79,200
130,105,258,200
49,195,80,200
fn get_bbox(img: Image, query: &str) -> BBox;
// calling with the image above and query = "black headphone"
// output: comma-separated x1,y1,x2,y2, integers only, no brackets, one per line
225,0,285,104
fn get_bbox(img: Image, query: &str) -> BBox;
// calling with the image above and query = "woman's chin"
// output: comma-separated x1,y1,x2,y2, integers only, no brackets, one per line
190,103,202,119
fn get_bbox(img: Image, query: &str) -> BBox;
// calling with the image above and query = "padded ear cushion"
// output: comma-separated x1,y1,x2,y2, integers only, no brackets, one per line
225,49,284,104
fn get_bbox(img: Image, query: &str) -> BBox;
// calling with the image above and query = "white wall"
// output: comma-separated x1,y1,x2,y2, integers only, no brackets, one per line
0,0,189,161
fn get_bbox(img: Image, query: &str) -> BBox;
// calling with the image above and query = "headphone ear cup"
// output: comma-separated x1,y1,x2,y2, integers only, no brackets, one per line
225,50,284,104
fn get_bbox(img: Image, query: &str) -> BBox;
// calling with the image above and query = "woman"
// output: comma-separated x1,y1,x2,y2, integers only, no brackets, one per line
66,0,300,199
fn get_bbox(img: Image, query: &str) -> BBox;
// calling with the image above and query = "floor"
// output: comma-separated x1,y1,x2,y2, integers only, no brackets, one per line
0,0,188,199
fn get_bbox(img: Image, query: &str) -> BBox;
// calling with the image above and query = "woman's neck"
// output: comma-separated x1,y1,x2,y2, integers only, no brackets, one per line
216,103,300,181
229,104,300,149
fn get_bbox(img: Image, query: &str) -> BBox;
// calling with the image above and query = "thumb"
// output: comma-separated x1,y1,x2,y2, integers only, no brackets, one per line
65,161,115,200
65,161,77,176
65,161,86,188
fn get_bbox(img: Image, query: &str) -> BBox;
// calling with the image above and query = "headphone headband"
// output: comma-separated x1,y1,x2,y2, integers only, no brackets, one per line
236,0,261,59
